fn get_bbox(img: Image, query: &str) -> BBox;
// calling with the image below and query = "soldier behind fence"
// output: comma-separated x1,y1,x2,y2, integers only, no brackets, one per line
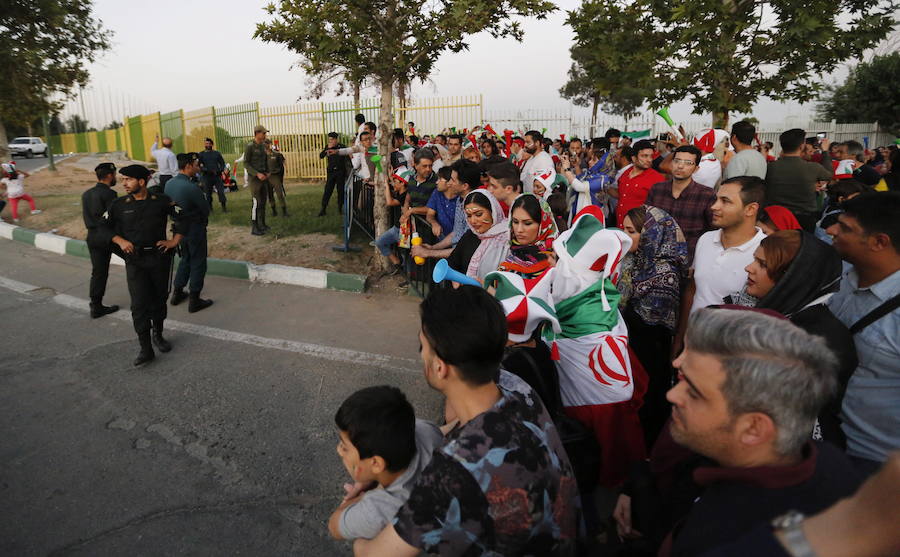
243,124,270,236
265,138,288,217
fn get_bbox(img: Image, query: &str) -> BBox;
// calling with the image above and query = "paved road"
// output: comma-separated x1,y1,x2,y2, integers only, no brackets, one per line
8,153,75,173
0,239,440,556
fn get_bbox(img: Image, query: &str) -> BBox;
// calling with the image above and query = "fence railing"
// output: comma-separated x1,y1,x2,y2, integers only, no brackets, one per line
47,95,483,181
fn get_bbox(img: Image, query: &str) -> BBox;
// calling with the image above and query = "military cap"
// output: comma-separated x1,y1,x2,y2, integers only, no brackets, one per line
254,124,269,134
95,162,116,173
119,164,153,180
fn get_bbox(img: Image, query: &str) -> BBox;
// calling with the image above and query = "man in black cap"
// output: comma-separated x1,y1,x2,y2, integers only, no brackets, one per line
165,153,213,313
82,162,120,318
243,124,270,235
198,137,227,212
318,132,349,216
102,164,187,366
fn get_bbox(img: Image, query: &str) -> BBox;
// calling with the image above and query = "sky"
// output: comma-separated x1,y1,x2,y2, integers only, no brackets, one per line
65,0,847,130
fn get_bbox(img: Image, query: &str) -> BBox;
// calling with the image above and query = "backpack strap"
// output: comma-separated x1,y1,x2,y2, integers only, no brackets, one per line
849,293,900,335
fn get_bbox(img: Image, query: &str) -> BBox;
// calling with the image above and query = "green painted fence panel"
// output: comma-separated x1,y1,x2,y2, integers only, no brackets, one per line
75,132,89,153
97,130,108,152
160,110,185,153
213,102,258,162
128,116,145,162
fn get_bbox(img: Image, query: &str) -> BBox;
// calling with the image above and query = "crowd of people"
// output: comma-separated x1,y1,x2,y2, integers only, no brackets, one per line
322,117,900,555
4,113,900,554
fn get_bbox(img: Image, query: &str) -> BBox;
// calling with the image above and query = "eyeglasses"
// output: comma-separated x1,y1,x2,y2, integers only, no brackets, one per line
673,158,696,166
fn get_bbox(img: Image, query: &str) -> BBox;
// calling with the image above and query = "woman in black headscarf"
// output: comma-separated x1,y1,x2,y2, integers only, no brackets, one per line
736,230,857,447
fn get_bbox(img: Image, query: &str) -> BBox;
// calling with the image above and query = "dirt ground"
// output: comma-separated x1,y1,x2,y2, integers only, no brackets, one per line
3,155,404,282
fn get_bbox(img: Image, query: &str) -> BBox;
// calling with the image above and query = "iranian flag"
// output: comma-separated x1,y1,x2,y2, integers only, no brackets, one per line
621,129,652,141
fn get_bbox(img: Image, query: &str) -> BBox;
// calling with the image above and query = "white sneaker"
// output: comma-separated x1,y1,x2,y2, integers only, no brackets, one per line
31,209,42,215
13,218,19,223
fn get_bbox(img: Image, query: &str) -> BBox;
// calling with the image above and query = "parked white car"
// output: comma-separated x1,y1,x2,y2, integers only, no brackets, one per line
8,137,48,158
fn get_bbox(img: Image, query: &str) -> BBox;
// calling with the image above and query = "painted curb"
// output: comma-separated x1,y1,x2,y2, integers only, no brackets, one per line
2,224,366,293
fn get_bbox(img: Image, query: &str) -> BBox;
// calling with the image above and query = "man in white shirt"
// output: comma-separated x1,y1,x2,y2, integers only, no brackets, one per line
150,134,178,188
724,120,767,180
520,130,553,192
673,176,767,354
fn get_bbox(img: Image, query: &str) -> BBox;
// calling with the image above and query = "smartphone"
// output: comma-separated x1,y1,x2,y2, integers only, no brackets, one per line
658,134,668,141
816,132,827,139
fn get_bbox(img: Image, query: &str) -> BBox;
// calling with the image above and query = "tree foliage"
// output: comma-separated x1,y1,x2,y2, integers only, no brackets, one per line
648,0,896,127
255,0,555,254
817,52,900,135
560,0,662,122
0,0,110,127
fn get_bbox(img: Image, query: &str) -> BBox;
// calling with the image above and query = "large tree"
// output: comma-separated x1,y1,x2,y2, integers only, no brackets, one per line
255,0,555,262
647,0,895,127
817,52,900,135
560,0,662,136
0,0,111,158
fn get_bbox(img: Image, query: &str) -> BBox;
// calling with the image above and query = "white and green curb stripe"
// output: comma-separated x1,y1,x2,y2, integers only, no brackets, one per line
0,223,367,293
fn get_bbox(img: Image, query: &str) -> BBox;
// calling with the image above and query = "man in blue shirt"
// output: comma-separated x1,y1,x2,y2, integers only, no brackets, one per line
826,191,900,475
165,153,213,313
424,166,456,240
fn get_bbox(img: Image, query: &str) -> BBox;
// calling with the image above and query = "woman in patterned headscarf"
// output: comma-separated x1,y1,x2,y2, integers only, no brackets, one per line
619,205,689,447
498,193,557,279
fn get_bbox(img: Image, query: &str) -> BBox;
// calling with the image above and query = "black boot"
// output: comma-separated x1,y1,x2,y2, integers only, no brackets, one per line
134,332,155,366
317,208,326,217
170,288,188,306
151,321,172,353
188,293,214,313
281,206,289,217
260,211,270,231
221,204,227,213
252,220,266,236
270,205,277,217
90,301,119,318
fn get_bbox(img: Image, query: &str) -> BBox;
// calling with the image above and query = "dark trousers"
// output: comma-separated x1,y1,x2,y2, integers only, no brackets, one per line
173,224,208,294
624,306,675,450
248,176,267,225
267,174,286,209
125,252,172,336
159,175,173,189
200,172,227,208
322,172,347,211
88,245,113,303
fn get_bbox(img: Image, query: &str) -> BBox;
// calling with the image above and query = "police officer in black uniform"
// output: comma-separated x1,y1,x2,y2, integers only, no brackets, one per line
82,162,121,318
103,164,187,366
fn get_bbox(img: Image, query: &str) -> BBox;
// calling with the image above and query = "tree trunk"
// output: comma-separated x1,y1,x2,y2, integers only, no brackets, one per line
590,95,599,139
373,78,395,269
0,121,9,160
713,109,729,129
353,81,361,113
397,79,409,130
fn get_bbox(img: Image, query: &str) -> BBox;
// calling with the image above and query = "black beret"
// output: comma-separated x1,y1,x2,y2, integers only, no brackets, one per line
119,164,153,180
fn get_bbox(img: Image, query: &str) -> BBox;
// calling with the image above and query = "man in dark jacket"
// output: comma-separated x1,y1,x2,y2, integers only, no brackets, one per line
82,162,120,318
614,308,861,556
318,132,350,216
198,138,227,212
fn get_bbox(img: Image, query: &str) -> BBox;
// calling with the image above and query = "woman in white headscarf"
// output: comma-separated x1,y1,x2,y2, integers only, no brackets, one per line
462,189,509,281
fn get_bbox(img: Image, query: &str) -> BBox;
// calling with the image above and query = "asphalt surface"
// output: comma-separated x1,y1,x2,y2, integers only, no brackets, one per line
0,239,441,556
7,154,75,174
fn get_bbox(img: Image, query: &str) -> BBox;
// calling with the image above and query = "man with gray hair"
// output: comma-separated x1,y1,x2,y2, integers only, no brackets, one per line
614,308,862,556
150,134,178,189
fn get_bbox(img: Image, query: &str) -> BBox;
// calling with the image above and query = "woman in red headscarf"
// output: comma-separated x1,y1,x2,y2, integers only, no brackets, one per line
757,205,802,235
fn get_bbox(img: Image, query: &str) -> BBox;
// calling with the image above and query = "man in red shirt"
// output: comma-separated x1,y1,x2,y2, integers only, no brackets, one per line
613,139,664,228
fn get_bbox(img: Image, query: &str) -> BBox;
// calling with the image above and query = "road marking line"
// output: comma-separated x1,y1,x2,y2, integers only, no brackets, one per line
2,276,419,373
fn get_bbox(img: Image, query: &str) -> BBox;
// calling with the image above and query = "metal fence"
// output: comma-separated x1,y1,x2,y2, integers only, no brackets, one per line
46,95,483,181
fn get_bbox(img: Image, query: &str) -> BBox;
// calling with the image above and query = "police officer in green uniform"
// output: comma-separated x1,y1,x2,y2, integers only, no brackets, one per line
82,162,120,318
103,164,187,366
165,152,213,313
243,124,269,235
264,138,288,217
